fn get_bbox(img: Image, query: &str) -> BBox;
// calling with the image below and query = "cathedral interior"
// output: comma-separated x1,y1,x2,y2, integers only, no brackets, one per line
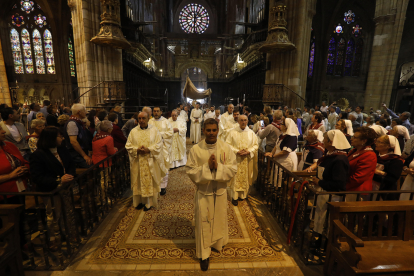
1,0,414,275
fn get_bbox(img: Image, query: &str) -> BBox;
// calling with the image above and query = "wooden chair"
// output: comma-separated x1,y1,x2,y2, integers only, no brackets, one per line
324,201,414,276
0,204,25,276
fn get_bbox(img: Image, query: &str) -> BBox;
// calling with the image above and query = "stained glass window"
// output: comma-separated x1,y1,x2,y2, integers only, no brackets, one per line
21,1,34,14
334,38,345,76
334,23,343,34
12,14,25,27
353,25,362,37
10,29,24,74
43,29,55,74
68,37,75,77
326,37,336,75
344,10,355,24
352,40,363,77
32,29,45,74
21,29,34,74
308,41,315,78
34,14,46,27
179,4,209,34
344,39,355,76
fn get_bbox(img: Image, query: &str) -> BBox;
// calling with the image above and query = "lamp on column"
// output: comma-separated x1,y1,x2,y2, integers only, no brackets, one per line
90,0,131,49
258,2,296,53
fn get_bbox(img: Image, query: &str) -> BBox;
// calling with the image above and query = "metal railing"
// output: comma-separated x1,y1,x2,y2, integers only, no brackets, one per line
0,149,130,270
256,150,414,265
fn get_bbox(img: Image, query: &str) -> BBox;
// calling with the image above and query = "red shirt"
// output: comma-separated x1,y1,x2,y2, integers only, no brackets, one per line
92,136,117,167
111,125,127,150
346,147,377,191
0,141,29,195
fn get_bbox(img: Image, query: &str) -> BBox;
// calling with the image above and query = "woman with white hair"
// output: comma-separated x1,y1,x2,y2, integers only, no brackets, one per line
27,119,45,152
265,117,299,187
373,135,404,200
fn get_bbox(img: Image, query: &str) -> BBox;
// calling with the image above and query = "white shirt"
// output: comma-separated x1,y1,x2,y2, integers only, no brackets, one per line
320,106,328,113
6,124,22,142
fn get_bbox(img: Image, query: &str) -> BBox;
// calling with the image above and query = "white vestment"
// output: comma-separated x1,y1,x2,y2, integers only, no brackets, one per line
226,126,259,200
204,111,215,121
190,109,203,143
169,118,187,168
126,125,167,208
149,117,173,189
186,139,237,260
218,117,237,141
179,110,188,122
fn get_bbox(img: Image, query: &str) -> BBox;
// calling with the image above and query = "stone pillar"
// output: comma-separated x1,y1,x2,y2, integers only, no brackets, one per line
68,0,123,106
364,0,409,109
265,0,316,99
0,41,12,106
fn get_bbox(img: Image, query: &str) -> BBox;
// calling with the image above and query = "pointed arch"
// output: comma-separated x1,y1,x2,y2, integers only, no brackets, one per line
334,38,346,76
326,37,336,75
43,29,55,74
344,39,355,76
21,28,34,74
10,28,24,74
32,29,45,74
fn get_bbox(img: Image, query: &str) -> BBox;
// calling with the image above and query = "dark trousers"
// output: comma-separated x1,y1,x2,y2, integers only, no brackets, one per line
186,121,191,137
69,150,92,169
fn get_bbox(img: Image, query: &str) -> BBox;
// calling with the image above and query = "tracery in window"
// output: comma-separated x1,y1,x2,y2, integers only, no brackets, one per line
21,28,34,74
344,10,355,24
344,39,355,76
308,39,315,78
179,3,209,34
43,29,55,74
32,29,45,74
326,37,336,75
10,29,24,74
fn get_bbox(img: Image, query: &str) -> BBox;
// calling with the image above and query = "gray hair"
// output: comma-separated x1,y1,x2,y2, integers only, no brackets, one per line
71,103,86,115
31,119,45,128
273,110,283,120
171,110,178,115
99,120,113,132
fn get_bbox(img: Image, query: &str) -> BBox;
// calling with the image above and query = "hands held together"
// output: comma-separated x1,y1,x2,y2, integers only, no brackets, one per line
208,154,218,170
10,166,28,178
137,146,150,155
237,149,250,156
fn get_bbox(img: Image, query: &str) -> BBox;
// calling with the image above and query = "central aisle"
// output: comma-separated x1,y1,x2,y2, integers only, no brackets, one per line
70,141,301,273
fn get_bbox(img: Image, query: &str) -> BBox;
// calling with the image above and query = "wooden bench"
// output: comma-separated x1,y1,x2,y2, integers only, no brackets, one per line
324,201,414,276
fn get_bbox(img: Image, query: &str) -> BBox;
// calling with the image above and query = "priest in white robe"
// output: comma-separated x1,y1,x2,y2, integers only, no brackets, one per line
190,102,203,144
169,110,187,168
204,106,215,121
149,107,173,195
186,118,237,271
178,106,188,122
226,115,259,206
126,112,167,211
219,108,240,141
218,104,234,139
214,108,221,123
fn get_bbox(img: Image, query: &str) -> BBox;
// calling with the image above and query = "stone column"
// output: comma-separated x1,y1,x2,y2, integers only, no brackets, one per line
68,0,123,106
0,41,12,106
265,0,317,99
364,0,409,109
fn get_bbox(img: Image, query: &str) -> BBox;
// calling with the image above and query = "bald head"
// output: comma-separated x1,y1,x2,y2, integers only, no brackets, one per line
238,114,248,129
171,110,178,121
138,111,149,128
142,106,152,117
228,104,234,114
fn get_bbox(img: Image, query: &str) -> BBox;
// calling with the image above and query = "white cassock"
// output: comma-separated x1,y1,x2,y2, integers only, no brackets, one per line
149,117,173,189
179,110,188,122
204,111,215,121
186,139,237,260
214,114,221,123
190,108,203,143
126,125,167,208
168,117,187,168
218,117,238,141
226,126,259,200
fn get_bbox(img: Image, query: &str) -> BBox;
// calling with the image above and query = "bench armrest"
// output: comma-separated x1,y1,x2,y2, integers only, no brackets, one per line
333,219,364,248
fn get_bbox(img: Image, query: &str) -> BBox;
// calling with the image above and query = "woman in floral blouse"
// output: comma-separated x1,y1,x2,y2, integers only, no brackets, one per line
27,119,45,153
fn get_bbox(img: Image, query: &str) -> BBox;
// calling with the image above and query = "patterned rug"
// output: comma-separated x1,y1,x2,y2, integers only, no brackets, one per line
87,163,284,265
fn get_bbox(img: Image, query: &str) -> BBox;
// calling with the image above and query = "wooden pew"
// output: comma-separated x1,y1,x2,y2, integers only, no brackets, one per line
324,201,414,276
0,205,25,276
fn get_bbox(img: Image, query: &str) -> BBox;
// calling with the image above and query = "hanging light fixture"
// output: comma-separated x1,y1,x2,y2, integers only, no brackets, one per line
258,2,295,53
90,0,131,49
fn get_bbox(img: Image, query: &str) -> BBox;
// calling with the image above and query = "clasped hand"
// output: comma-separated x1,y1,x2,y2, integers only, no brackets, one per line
137,146,150,155
208,154,218,170
237,149,250,156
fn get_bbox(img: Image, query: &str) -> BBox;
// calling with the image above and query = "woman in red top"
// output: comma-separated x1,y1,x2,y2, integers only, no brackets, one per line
347,126,377,192
92,120,118,167
108,113,127,149
0,128,30,203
